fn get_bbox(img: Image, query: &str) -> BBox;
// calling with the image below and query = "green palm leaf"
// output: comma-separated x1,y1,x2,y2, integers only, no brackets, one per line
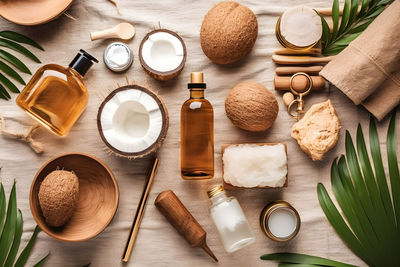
32,254,50,267
0,38,40,63
0,182,49,267
0,83,11,100
0,181,17,267
260,252,356,267
317,113,400,266
318,0,393,55
0,49,31,74
0,31,44,51
0,61,25,85
0,73,21,93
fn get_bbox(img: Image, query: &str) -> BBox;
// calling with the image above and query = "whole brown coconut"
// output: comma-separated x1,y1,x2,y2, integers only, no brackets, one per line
225,81,279,132
200,1,258,64
38,170,79,227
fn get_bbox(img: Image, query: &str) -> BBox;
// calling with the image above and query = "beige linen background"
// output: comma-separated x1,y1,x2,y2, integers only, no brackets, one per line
0,0,394,266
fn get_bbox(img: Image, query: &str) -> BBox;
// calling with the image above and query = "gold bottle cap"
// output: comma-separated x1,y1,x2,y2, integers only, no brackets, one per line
207,185,224,198
191,72,204,83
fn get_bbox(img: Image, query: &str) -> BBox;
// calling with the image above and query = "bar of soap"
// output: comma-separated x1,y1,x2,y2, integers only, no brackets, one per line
223,143,287,189
291,99,340,161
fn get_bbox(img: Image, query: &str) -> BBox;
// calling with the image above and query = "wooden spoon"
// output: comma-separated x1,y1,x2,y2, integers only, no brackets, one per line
90,22,135,41
272,55,334,65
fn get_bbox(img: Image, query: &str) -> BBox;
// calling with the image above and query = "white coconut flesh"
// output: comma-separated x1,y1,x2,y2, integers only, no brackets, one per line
100,89,163,153
141,32,184,72
280,6,322,47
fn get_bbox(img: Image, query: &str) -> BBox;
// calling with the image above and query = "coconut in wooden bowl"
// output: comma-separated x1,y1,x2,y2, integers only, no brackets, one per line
30,153,119,242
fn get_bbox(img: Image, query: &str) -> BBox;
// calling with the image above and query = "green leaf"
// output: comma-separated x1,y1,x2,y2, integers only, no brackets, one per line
33,253,50,267
365,6,385,19
324,46,346,55
0,31,44,51
338,0,351,33
0,61,25,85
0,38,40,63
0,72,20,93
0,49,31,74
0,184,6,236
332,0,340,38
14,225,41,267
0,83,11,100
4,209,23,267
278,264,318,267
348,20,373,34
332,32,361,46
359,0,370,17
0,181,17,266
316,11,331,47
348,0,360,28
260,252,356,266
386,112,400,230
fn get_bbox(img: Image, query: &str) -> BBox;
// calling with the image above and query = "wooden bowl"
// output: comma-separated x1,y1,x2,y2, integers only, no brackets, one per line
30,153,119,242
0,0,74,26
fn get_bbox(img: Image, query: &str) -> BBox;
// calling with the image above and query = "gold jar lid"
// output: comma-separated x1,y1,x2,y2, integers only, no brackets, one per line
207,185,224,198
259,200,301,242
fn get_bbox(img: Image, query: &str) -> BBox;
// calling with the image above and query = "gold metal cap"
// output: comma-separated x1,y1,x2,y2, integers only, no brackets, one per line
207,185,224,198
191,72,204,83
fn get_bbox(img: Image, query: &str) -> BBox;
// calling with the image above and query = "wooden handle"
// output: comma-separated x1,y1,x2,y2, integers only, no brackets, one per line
90,28,118,41
274,48,321,55
272,55,334,65
274,75,326,91
275,66,323,75
155,190,218,262
122,157,159,263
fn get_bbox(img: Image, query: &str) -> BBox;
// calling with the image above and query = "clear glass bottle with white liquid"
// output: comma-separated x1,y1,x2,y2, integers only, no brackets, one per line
207,185,255,253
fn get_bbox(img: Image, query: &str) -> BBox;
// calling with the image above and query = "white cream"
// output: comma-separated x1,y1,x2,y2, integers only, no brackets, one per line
104,42,133,72
268,208,297,238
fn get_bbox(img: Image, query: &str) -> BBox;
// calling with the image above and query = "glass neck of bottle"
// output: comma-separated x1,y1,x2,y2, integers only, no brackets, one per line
190,89,204,99
210,191,227,205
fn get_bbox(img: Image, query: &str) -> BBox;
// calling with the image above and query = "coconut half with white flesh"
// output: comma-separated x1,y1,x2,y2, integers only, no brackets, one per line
97,85,169,159
139,29,186,81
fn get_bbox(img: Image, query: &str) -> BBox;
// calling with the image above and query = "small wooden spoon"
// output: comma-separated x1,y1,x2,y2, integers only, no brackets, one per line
90,22,135,41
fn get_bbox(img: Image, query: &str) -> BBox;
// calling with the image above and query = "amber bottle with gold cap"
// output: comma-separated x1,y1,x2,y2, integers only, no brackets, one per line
181,72,214,179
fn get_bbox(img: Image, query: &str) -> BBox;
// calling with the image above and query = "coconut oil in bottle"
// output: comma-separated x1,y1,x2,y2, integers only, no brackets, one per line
181,72,214,179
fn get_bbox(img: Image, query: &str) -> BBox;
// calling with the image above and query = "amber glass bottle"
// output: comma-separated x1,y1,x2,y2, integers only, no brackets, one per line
181,72,214,179
16,50,98,136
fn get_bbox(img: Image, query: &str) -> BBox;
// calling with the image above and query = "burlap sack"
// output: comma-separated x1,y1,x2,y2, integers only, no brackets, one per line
320,0,400,121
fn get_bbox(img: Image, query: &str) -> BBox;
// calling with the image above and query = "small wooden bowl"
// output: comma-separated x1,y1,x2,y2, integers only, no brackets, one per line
30,153,119,242
0,0,74,26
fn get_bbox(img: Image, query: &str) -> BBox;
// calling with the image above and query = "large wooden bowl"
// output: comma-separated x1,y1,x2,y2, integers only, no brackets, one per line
30,153,119,242
0,0,74,26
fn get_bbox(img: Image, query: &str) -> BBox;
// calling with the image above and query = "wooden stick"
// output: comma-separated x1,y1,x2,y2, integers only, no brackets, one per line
122,157,159,262
274,48,321,55
274,75,326,91
272,55,334,65
275,66,323,75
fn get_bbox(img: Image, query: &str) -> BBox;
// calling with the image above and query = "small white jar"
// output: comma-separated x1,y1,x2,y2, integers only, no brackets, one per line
208,185,255,253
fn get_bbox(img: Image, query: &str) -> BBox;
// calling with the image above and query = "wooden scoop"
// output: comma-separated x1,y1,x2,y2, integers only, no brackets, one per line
155,190,218,262
272,55,334,65
90,22,135,41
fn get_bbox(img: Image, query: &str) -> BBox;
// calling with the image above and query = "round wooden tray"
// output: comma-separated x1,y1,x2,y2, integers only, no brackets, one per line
30,153,119,242
0,0,74,26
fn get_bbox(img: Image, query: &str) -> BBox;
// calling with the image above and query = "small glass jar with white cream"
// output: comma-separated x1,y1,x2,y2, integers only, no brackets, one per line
103,42,133,72
207,185,255,253
260,200,301,242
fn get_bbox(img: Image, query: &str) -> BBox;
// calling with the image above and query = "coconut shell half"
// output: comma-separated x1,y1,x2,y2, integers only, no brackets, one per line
97,84,169,159
139,29,187,81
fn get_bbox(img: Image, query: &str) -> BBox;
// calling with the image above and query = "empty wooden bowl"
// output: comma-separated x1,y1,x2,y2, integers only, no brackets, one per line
30,153,119,242
0,0,74,26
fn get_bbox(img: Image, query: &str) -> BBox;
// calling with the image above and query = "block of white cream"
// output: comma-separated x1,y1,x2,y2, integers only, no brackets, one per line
223,143,287,188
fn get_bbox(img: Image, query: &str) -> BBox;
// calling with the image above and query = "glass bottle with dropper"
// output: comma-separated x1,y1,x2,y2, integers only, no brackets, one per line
180,72,214,179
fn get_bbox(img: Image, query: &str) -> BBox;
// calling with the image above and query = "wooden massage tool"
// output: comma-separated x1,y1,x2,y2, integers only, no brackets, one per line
155,190,218,262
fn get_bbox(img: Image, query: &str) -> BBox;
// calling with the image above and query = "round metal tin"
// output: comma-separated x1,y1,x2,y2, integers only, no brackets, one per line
103,42,133,72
